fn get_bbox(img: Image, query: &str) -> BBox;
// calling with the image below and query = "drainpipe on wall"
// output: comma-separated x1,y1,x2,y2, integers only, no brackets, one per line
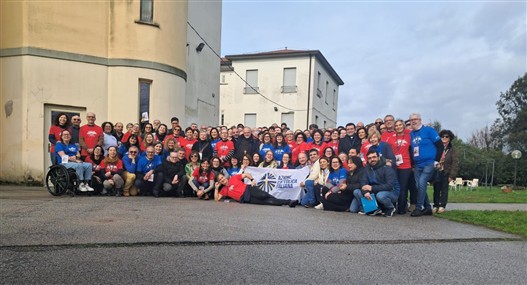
306,55,313,129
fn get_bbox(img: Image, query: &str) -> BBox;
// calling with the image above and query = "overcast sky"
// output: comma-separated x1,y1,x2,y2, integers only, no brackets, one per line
220,0,526,141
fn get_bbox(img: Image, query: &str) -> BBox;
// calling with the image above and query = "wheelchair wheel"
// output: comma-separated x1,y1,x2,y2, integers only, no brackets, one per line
45,165,70,196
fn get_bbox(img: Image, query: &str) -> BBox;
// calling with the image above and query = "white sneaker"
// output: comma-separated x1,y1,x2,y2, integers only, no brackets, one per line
78,183,88,192
314,203,324,210
437,207,445,214
85,184,94,192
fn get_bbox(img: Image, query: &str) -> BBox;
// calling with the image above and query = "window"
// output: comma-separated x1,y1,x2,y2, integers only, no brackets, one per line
333,89,337,110
220,75,227,85
140,0,153,23
139,80,151,122
282,68,297,93
244,70,259,94
281,112,294,128
325,81,329,104
244,113,257,127
316,72,322,97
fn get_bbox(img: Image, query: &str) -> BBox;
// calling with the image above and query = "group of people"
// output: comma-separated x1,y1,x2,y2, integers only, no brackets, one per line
49,112,459,217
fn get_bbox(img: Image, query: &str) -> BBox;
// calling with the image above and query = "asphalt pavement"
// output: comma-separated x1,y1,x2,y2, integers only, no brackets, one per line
1,185,526,284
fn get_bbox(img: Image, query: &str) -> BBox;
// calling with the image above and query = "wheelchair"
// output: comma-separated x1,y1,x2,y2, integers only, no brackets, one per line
45,164,79,196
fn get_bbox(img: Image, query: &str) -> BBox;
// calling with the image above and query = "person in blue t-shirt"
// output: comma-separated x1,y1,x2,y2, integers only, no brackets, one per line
409,113,442,217
54,130,94,192
135,145,164,197
314,156,347,210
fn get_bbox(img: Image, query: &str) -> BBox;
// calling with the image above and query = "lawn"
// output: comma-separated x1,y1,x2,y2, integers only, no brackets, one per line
436,210,527,238
426,186,527,203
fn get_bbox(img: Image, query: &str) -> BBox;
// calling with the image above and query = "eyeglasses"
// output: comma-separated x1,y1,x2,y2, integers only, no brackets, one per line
441,135,450,138
129,151,137,154
72,118,80,121
191,155,199,158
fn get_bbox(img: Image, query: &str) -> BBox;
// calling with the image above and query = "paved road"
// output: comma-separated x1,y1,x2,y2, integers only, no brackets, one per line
1,186,526,284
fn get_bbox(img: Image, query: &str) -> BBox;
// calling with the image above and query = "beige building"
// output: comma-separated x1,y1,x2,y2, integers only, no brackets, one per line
219,49,344,130
0,0,221,183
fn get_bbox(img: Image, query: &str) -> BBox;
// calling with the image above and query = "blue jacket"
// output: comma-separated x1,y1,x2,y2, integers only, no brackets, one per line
360,160,396,194
136,155,162,174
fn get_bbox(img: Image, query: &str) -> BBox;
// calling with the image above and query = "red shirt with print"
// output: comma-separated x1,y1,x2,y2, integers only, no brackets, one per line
219,174,247,202
80,124,103,156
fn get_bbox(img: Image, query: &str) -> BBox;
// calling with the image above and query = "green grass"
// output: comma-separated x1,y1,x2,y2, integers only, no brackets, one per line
437,210,527,238
426,186,527,203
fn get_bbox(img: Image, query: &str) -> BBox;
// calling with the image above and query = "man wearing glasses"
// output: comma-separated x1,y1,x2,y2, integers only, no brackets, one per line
159,149,187,197
135,146,163,197
353,149,397,217
70,115,81,145
381,114,395,143
79,112,104,161
409,113,441,217
122,146,139,196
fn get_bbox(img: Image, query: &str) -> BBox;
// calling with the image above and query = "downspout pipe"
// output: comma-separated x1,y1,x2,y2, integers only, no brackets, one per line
306,55,313,129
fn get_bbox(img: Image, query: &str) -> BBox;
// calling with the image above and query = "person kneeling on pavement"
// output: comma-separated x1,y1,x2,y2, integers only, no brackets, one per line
214,172,298,207
352,149,397,217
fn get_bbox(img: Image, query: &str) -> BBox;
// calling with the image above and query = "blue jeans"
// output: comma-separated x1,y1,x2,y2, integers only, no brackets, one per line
352,189,396,212
62,162,92,181
301,180,316,206
414,163,433,210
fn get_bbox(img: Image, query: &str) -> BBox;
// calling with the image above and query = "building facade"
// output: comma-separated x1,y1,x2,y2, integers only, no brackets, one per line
0,0,221,183
219,49,344,131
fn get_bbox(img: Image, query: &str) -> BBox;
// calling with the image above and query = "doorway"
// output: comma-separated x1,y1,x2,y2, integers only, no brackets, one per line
43,104,86,177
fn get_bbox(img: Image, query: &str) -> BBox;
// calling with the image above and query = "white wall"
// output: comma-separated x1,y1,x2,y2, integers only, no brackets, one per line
186,0,222,127
219,54,340,130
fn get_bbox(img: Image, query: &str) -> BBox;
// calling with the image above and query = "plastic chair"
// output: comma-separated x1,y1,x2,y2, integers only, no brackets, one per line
466,178,479,191
454,177,464,191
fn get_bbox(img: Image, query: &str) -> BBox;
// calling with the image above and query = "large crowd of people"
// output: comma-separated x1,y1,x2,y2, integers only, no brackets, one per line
49,112,459,217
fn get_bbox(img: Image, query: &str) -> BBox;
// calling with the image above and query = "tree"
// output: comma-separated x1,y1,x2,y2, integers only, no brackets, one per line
468,125,502,151
493,73,527,153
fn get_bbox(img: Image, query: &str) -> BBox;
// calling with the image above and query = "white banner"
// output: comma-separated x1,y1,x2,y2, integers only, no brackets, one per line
244,166,310,200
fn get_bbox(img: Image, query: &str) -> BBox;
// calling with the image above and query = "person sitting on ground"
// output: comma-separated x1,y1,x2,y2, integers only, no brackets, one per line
214,172,298,207
210,156,230,180
55,130,94,192
98,146,124,196
259,150,278,168
135,145,163,197
189,159,215,200
179,150,200,197
314,156,347,210
353,149,397,217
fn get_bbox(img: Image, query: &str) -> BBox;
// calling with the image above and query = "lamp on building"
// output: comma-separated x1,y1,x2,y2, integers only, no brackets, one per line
274,107,278,112
196,43,205,53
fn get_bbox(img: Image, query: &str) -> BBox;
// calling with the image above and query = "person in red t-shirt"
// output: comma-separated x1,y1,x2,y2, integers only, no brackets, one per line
179,127,197,159
48,112,71,164
214,129,235,166
98,146,124,196
214,173,297,207
79,112,104,159
189,160,215,199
